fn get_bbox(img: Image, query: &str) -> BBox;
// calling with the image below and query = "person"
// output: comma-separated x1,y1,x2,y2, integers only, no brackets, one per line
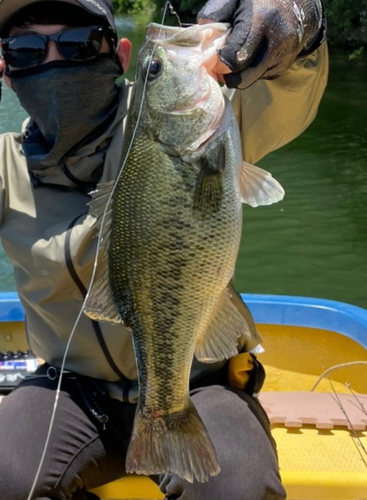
0,0,327,499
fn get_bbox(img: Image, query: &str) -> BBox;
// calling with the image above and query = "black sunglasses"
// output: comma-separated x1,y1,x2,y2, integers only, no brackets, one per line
1,25,115,69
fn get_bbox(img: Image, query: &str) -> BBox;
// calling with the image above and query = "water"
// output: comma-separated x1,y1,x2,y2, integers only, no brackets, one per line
0,19,366,308
240,52,367,309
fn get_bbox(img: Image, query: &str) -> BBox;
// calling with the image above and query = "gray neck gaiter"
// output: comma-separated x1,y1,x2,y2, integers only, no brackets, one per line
7,55,121,171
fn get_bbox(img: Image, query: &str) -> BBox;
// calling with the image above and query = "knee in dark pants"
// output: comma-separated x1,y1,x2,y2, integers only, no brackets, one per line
0,467,34,500
85,493,101,500
161,475,286,500
73,491,101,500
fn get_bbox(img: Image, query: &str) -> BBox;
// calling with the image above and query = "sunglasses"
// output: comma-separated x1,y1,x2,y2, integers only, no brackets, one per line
1,25,115,69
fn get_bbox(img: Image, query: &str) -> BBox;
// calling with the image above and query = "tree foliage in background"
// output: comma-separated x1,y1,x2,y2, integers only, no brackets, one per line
323,0,367,47
112,0,154,15
112,0,367,48
112,0,205,19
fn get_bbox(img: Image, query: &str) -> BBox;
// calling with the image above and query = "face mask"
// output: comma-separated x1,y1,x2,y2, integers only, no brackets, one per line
6,55,120,170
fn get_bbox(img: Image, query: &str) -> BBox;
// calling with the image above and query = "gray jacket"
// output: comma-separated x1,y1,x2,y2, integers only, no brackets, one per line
0,44,328,402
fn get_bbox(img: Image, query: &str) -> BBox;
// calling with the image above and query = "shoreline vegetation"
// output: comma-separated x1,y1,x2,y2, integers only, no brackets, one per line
112,0,367,57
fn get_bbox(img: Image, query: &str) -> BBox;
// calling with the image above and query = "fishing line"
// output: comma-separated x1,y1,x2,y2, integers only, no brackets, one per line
26,4,172,499
345,382,367,416
167,1,182,26
310,361,367,391
328,377,367,467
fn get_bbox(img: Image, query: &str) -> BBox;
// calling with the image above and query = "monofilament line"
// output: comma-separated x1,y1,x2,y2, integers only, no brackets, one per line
26,4,171,498
328,377,367,468
310,361,367,391
346,382,367,416
167,1,182,26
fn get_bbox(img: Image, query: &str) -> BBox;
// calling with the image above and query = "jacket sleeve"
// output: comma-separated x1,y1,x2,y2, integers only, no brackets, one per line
0,135,10,228
0,132,25,228
224,42,329,164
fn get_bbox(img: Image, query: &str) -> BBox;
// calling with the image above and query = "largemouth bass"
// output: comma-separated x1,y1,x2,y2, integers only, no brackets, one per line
85,22,284,483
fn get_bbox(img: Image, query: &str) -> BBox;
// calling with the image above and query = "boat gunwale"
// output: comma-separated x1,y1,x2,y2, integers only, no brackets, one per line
0,291,366,348
241,293,367,348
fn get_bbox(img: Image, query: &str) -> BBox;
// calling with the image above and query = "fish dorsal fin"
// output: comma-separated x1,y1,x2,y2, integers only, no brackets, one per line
84,262,122,324
88,180,115,242
195,284,260,363
84,181,122,324
240,161,285,207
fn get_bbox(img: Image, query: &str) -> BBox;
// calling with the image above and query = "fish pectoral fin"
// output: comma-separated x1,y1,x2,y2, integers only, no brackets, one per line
240,161,285,207
196,282,262,362
193,143,225,216
84,262,123,324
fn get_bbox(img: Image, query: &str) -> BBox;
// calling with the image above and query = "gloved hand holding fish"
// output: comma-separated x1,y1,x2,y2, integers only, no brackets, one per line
198,0,325,89
85,22,284,483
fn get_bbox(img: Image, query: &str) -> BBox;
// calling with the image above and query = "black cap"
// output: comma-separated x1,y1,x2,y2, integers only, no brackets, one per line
0,0,116,36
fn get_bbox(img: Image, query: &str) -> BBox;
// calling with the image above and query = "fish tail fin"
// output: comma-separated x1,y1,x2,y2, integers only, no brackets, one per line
125,400,221,483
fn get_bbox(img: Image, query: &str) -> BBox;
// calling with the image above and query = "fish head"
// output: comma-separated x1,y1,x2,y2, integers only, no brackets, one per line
133,22,230,154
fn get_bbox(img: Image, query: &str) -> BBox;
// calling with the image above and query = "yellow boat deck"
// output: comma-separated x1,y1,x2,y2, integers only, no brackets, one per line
1,320,366,499
91,324,367,499
260,324,366,500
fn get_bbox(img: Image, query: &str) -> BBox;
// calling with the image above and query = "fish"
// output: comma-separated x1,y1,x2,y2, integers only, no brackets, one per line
84,22,284,483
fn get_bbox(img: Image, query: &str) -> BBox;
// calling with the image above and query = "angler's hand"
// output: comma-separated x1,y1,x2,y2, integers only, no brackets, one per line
198,0,325,89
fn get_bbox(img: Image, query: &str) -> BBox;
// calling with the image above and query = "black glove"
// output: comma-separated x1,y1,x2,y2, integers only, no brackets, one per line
198,0,325,89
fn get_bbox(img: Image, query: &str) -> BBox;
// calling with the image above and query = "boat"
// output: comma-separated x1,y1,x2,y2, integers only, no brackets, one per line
0,292,366,500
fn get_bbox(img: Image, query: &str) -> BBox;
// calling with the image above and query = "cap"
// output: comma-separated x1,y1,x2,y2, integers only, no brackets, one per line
0,0,116,36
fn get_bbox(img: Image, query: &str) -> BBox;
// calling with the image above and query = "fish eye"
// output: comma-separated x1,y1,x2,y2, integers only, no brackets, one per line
147,57,162,80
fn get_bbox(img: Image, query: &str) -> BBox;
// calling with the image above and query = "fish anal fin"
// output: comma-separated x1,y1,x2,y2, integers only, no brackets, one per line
195,283,262,363
125,400,220,483
240,161,285,207
195,288,242,363
226,280,262,352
